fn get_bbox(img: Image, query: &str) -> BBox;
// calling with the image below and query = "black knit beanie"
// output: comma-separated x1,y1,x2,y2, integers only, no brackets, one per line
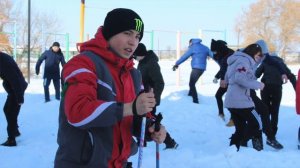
134,43,147,56
52,42,60,47
102,8,144,41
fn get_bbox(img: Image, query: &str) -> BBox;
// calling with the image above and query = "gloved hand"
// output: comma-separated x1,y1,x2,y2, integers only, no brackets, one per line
36,70,39,75
172,65,178,71
213,78,218,84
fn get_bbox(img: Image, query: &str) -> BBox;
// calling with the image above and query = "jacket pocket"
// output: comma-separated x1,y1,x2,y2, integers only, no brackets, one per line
80,131,94,165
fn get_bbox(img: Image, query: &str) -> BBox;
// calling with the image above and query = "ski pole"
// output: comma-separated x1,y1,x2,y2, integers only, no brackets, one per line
154,113,163,168
137,87,151,168
137,117,146,168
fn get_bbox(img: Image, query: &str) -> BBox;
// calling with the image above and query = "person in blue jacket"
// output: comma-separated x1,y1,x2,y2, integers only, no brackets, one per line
172,38,213,103
0,52,28,146
35,42,66,102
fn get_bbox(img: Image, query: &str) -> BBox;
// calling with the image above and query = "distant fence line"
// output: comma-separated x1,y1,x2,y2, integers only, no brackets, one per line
153,50,300,64
8,47,300,78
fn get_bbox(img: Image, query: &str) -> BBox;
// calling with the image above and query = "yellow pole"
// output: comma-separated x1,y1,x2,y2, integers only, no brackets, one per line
79,0,85,42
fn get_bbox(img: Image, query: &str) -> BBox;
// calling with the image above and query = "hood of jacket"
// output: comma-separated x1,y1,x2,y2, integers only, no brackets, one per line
255,39,269,55
227,51,256,67
79,27,134,71
190,38,202,45
139,50,159,64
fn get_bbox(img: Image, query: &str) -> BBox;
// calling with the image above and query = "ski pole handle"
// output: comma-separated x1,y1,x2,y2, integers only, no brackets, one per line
154,113,163,132
154,113,163,168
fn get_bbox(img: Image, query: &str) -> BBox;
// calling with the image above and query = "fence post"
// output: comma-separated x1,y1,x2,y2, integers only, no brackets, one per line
65,33,70,61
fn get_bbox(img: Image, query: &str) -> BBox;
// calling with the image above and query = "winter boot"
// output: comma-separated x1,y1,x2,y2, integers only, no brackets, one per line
164,139,178,149
266,139,283,150
226,119,234,127
193,98,199,104
229,134,241,151
164,132,178,149
252,136,263,151
1,137,16,147
240,139,248,147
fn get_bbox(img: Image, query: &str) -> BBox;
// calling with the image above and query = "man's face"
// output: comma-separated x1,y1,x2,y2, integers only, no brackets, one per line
108,30,141,59
52,46,59,52
254,52,263,63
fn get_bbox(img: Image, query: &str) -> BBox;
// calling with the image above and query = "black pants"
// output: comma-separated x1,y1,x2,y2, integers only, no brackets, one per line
228,108,262,147
215,87,227,115
260,84,282,136
44,78,60,101
250,90,275,140
188,69,204,102
3,94,21,138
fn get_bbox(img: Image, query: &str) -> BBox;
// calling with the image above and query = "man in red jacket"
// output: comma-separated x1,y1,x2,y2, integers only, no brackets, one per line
54,8,166,168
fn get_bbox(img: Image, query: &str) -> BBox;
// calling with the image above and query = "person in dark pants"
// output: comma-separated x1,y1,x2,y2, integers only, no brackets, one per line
35,42,66,102
134,43,178,149
250,90,283,149
172,38,213,104
210,39,234,123
224,44,264,151
0,52,28,146
254,39,291,149
256,62,283,136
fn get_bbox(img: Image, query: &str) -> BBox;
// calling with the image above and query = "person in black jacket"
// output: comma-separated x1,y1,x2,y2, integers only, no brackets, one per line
254,40,296,149
134,43,178,149
254,39,287,149
36,42,66,102
0,52,28,146
210,39,234,124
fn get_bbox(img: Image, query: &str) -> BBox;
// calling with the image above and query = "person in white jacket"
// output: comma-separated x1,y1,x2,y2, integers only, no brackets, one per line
224,43,264,151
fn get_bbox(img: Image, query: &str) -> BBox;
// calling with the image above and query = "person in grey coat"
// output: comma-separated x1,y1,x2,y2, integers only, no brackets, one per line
224,43,265,151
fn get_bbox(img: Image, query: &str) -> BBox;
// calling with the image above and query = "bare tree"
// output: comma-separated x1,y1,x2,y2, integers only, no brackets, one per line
0,0,61,57
0,0,14,54
278,0,300,59
17,10,62,57
235,0,300,59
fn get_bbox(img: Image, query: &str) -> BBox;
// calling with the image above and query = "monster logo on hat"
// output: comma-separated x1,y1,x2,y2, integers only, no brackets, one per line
134,18,143,32
102,8,144,41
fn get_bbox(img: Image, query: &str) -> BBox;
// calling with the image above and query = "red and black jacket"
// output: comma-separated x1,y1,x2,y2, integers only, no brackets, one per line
55,27,144,168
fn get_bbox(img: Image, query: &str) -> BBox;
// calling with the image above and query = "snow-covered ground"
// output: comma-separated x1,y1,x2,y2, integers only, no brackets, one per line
0,59,299,168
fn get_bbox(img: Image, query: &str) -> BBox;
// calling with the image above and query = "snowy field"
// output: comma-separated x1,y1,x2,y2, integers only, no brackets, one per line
0,59,299,168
